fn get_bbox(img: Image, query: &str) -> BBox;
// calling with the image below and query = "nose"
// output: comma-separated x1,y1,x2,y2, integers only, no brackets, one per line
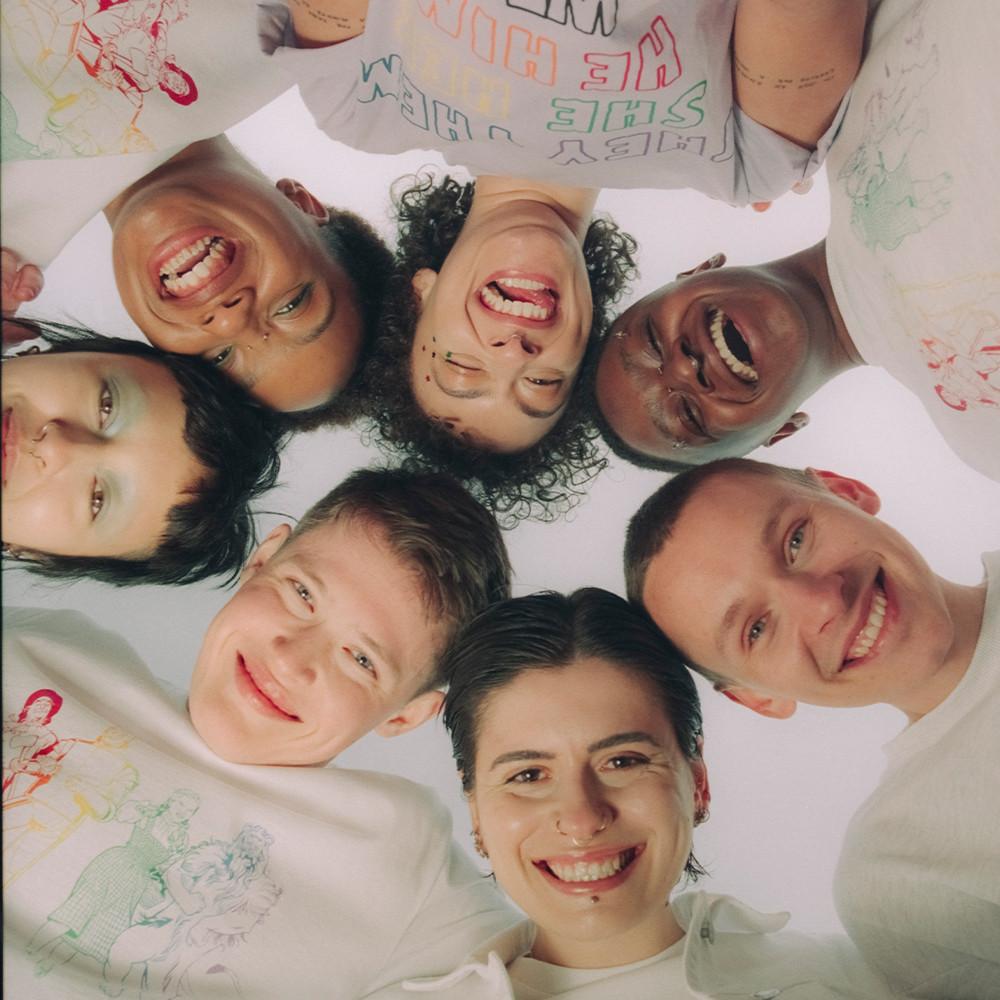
554,770,614,847
662,340,708,394
200,290,261,340
488,331,541,358
28,420,100,474
782,571,850,637
267,629,320,685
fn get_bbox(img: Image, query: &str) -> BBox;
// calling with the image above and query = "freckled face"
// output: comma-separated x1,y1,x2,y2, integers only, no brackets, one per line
1,352,204,559
409,199,594,453
189,519,446,765
469,658,705,968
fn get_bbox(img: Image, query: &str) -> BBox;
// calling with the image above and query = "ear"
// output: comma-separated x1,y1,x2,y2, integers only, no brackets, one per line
676,252,726,280
239,524,292,584
275,178,330,224
690,735,711,822
719,685,797,720
806,469,881,515
764,411,809,447
375,688,445,739
411,267,438,303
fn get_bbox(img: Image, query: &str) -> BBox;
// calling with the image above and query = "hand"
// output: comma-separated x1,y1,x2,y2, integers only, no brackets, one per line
2,247,43,325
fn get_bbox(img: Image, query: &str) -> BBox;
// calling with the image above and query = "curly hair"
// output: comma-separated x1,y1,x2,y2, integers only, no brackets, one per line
277,207,395,431
358,174,638,525
3,320,286,586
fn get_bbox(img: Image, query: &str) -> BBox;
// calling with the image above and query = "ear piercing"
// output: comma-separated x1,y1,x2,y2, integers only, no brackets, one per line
472,829,488,859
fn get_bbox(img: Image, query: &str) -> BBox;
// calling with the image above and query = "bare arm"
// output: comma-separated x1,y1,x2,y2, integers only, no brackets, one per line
733,0,868,148
286,0,368,48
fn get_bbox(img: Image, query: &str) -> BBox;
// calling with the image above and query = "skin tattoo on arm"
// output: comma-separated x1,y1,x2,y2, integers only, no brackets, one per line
288,0,368,48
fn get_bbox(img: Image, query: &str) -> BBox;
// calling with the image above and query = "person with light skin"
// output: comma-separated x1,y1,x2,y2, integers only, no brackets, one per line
595,0,1000,483
378,589,894,999
2,321,284,586
624,457,1000,998
188,466,512,765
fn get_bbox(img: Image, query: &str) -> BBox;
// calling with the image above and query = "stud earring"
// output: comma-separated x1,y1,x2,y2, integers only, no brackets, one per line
614,329,626,340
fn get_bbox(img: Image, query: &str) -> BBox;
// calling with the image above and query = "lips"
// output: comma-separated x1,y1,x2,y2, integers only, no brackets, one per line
159,235,236,298
708,306,757,382
235,653,300,721
534,845,643,893
479,274,558,323
840,573,890,670
2,407,17,487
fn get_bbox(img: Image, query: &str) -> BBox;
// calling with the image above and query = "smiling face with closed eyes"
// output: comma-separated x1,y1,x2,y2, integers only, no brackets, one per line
188,517,447,765
1,351,204,559
408,197,594,453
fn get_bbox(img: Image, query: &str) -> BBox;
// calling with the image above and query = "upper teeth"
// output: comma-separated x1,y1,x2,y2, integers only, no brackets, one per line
709,307,758,382
846,584,887,661
160,237,228,292
480,278,553,321
547,851,628,883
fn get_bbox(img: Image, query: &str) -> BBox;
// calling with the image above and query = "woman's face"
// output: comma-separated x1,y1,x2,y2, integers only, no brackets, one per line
468,657,708,968
409,199,593,453
24,697,54,724
1,351,205,559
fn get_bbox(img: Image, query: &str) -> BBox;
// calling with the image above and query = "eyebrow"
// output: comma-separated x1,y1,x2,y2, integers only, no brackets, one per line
715,499,787,654
488,731,661,771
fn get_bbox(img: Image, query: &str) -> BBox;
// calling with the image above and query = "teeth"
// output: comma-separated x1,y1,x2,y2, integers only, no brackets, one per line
547,851,629,883
479,281,554,320
709,307,758,382
160,237,230,294
846,585,887,661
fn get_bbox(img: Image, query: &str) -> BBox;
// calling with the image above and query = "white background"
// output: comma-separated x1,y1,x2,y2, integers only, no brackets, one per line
6,88,1000,933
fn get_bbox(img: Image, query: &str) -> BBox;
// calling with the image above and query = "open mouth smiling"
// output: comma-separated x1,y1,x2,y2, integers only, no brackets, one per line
708,306,758,382
480,276,557,322
159,235,236,297
534,846,642,891
840,572,890,670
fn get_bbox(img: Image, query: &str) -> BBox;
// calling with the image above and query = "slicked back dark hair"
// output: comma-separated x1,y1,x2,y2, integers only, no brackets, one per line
274,208,395,430
624,457,818,607
359,173,638,524
441,587,707,881
292,467,512,688
3,321,286,586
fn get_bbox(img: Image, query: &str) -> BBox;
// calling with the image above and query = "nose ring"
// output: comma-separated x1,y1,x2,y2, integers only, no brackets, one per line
32,422,50,443
556,816,609,848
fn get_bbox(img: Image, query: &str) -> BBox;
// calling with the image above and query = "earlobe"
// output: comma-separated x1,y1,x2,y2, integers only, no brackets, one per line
806,469,882,515
375,688,444,739
239,524,292,583
411,268,438,303
275,178,330,224
765,411,809,447
720,686,797,720
689,736,711,823
676,252,726,280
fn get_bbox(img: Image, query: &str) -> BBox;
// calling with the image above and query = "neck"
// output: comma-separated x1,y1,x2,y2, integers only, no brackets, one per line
103,136,240,226
530,903,684,969
471,176,597,245
898,578,988,723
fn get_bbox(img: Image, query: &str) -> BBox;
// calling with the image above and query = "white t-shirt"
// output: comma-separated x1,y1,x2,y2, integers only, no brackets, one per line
1,0,290,266
2,607,515,1000
392,892,895,999
258,1,843,207
824,0,1000,483
834,552,1000,999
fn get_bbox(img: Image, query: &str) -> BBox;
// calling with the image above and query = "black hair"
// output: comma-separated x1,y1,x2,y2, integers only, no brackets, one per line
359,174,638,525
3,320,285,586
441,587,708,881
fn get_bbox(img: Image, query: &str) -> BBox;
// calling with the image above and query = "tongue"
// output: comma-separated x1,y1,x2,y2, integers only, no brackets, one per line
492,282,556,313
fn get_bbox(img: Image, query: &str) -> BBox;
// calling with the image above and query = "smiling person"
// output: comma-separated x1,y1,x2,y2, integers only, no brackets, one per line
595,0,1000,482
385,589,895,999
625,458,1000,998
2,2,393,417
361,172,637,520
2,321,284,586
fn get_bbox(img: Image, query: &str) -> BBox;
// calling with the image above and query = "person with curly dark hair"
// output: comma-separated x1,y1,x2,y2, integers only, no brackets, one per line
360,173,638,523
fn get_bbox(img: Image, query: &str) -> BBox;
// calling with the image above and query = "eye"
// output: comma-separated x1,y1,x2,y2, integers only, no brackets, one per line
605,753,649,771
275,283,313,318
747,618,766,646
507,767,544,785
208,345,234,368
786,522,807,564
347,648,376,674
98,382,114,427
644,318,662,361
445,355,482,373
525,376,562,387
90,481,105,519
289,579,314,610
679,396,706,436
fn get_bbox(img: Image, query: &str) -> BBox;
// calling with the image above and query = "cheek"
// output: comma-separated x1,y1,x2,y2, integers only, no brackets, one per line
2,494,65,551
476,795,538,870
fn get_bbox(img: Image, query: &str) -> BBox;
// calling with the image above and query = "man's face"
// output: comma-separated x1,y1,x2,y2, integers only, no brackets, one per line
409,199,593,453
641,471,957,713
595,259,820,462
189,517,446,765
111,161,363,412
